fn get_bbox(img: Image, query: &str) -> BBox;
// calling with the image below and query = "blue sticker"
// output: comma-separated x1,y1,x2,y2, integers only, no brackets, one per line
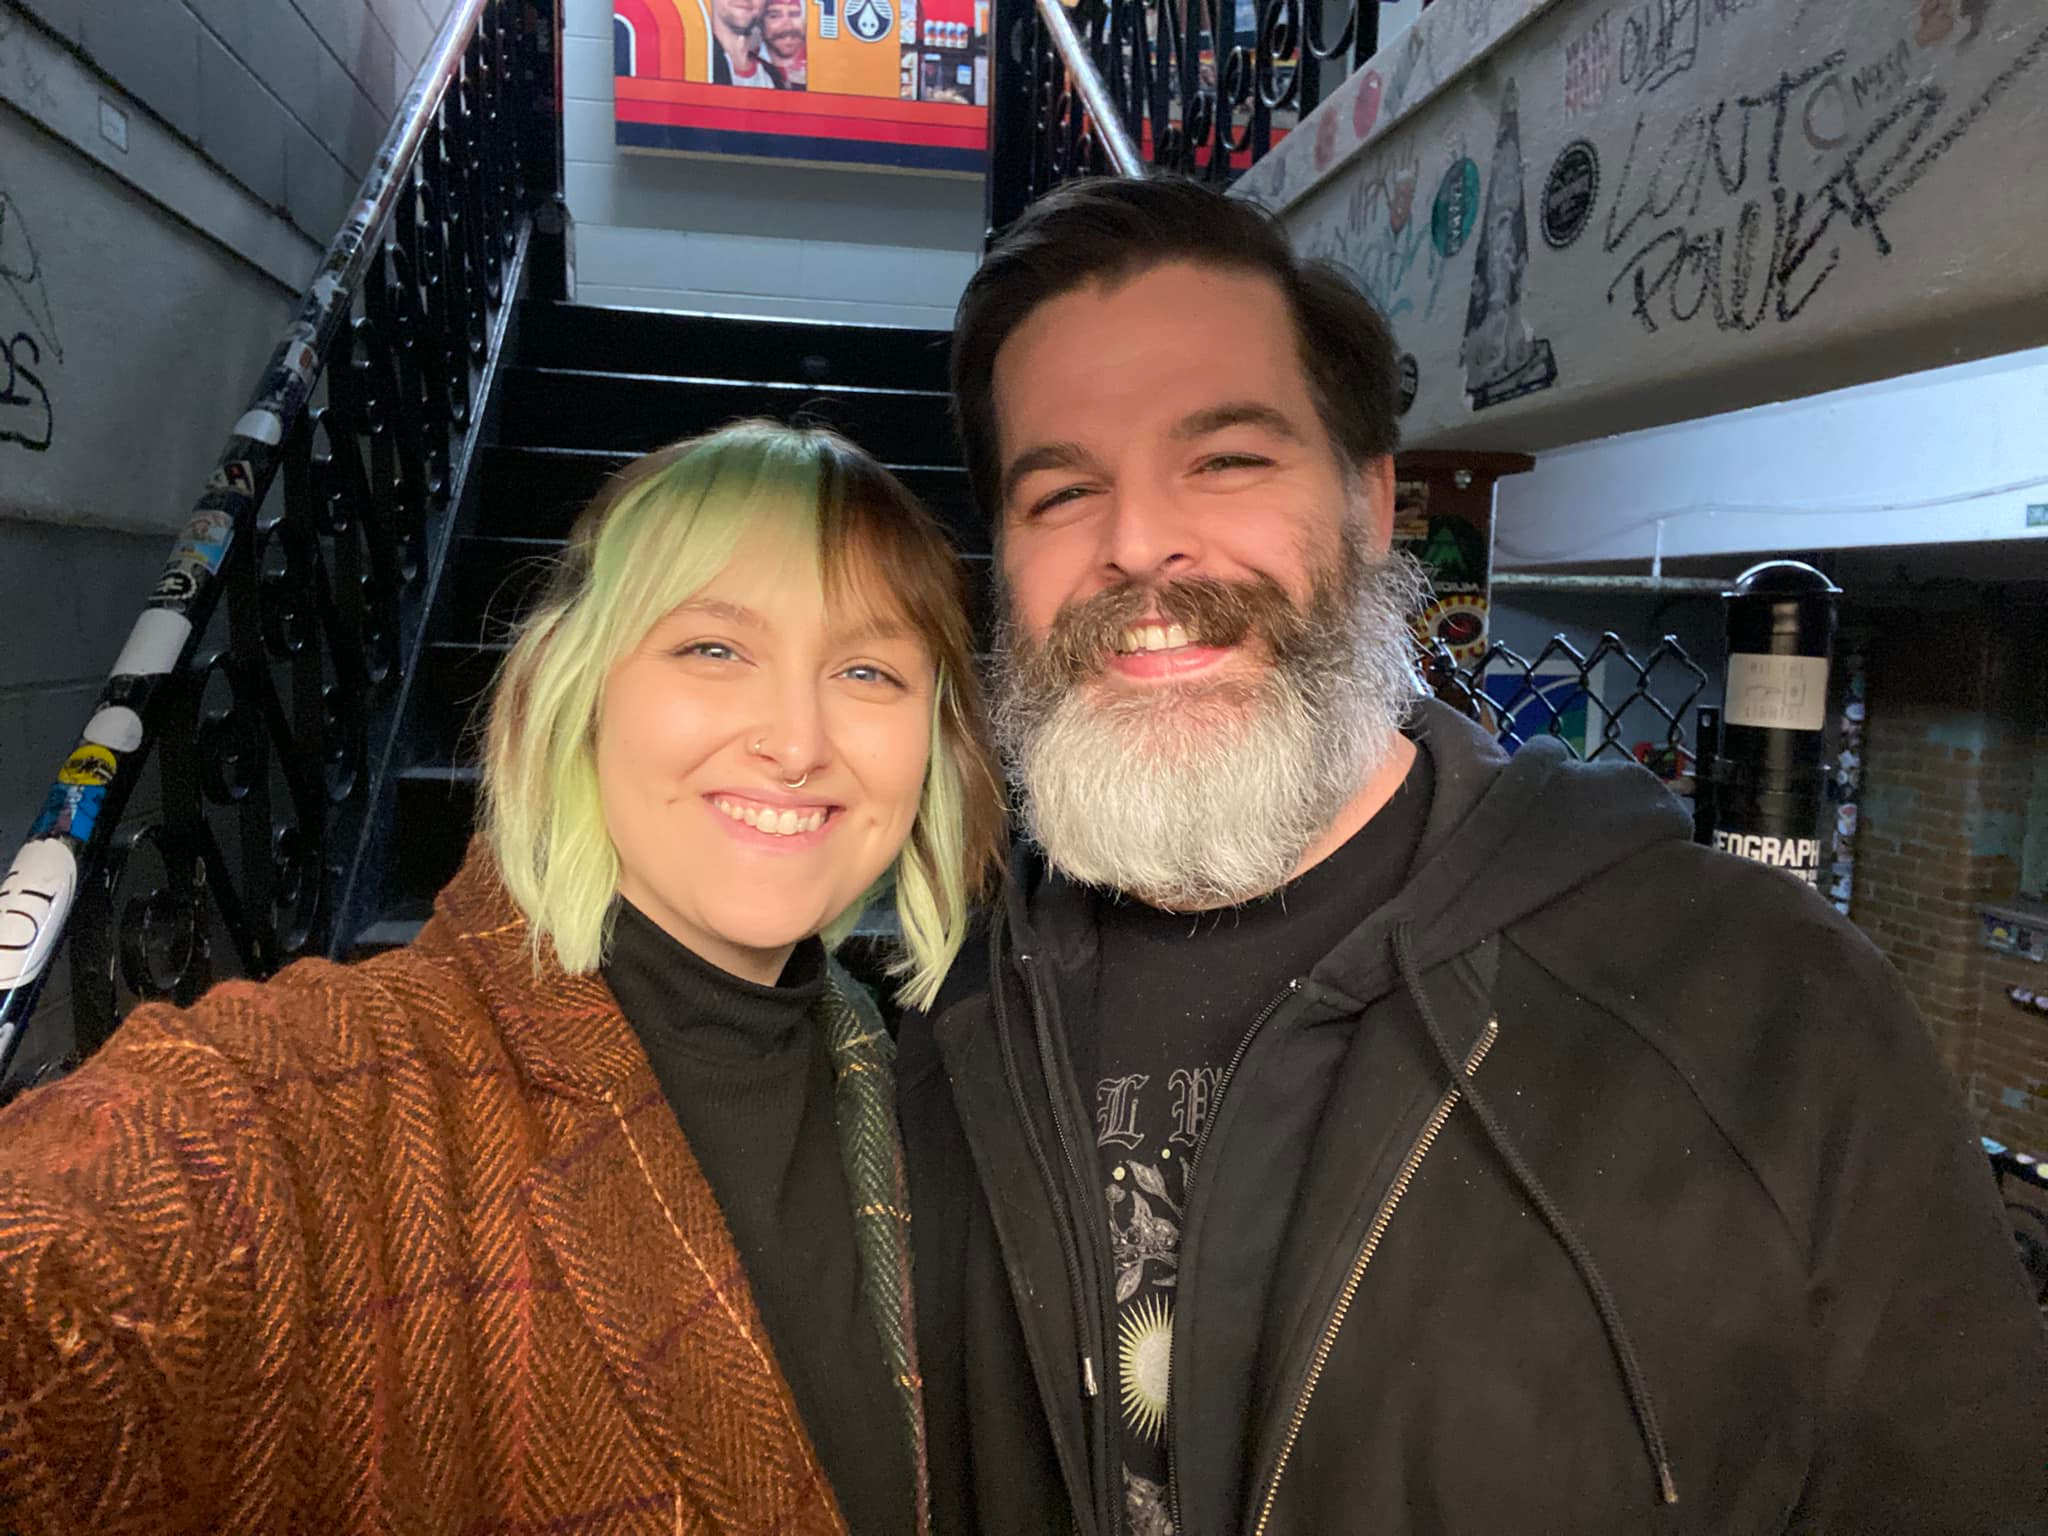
29,782,106,844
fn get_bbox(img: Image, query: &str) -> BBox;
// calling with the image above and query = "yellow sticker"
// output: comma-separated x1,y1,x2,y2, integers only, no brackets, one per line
57,743,118,787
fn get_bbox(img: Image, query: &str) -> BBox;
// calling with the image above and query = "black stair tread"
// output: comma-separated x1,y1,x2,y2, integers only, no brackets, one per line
495,368,957,462
475,445,984,551
399,763,482,784
517,301,951,392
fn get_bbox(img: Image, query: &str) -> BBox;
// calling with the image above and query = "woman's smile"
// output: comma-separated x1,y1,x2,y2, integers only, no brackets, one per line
705,790,843,847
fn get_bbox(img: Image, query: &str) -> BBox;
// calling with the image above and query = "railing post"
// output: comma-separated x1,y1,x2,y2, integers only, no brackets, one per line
1701,561,1842,890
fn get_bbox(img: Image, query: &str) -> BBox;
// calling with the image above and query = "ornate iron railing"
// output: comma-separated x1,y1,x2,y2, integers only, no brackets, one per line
0,0,567,1089
987,0,1410,233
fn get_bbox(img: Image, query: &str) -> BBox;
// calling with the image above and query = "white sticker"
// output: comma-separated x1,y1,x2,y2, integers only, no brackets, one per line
82,705,145,753
111,609,192,679
0,839,79,989
233,409,284,446
1725,652,1829,732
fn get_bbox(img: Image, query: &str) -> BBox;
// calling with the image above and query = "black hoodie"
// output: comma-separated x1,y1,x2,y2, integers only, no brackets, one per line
899,700,2048,1535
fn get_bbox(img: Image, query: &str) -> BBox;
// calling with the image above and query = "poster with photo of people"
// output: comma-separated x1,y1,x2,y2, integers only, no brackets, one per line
613,0,988,173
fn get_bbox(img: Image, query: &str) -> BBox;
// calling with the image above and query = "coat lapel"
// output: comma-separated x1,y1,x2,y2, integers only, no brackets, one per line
428,845,843,1534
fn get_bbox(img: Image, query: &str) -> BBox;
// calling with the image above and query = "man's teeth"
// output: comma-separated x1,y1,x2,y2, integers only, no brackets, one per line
1118,623,1192,654
713,798,828,836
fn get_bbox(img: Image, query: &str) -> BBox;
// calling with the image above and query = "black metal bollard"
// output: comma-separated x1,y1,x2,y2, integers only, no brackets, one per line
1702,560,1840,888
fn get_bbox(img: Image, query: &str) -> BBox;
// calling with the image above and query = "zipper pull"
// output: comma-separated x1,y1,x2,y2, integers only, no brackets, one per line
1081,1353,1099,1397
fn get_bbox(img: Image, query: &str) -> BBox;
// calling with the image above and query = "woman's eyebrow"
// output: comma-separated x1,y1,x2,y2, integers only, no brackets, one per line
675,597,764,627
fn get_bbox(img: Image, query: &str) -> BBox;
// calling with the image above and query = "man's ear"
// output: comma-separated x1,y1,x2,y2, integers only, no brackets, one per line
1353,455,1397,555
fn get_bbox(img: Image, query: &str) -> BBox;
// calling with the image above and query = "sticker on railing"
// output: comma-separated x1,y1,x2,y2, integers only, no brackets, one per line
56,745,117,788
83,705,144,753
207,460,257,499
111,608,191,679
29,782,104,845
233,408,284,446
0,839,78,990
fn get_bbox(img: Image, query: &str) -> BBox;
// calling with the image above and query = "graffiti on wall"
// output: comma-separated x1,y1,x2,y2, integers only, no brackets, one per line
1461,80,1559,409
0,188,58,453
1600,18,2048,337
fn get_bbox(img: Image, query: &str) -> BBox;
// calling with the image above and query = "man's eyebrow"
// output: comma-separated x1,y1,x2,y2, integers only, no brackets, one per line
999,440,1095,507
1170,401,1305,444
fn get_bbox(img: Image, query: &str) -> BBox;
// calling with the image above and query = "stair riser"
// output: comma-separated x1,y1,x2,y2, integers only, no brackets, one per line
499,371,957,465
518,303,952,392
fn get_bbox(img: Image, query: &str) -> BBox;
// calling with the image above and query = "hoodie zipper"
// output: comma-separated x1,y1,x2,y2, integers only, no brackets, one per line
990,937,1111,1536
1248,1015,1499,1536
1166,978,1304,1536
1014,948,1120,1536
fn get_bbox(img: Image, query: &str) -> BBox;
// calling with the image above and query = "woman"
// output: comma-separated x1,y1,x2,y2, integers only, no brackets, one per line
0,423,1005,1535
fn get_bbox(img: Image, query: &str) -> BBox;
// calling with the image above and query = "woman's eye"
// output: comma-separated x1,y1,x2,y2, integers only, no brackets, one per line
841,664,907,689
676,640,739,662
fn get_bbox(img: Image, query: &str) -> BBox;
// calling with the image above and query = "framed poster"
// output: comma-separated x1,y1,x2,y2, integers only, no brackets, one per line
612,0,988,174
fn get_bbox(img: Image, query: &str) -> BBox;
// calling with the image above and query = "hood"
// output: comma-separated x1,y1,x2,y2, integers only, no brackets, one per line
1308,698,1694,1010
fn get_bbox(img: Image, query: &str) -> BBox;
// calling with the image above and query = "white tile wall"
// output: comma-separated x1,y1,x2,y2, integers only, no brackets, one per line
559,0,982,327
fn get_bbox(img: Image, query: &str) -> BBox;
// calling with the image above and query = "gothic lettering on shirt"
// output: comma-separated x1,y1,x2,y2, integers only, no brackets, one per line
1167,1065,1219,1147
1097,1073,1149,1150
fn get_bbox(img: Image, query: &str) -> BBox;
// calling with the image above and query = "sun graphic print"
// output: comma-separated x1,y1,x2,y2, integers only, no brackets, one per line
1118,1292,1174,1444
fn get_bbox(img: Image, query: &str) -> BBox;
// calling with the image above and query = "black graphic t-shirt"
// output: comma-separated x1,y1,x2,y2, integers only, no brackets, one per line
1084,746,1433,1533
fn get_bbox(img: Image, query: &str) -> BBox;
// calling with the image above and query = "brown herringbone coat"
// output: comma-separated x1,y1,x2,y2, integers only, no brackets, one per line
0,851,856,1535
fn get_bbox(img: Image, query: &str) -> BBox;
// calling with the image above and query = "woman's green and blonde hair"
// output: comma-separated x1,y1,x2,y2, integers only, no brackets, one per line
481,420,1004,1009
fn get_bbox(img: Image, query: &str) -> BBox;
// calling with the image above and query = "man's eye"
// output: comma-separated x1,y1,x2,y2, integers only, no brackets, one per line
1024,485,1091,519
1199,454,1270,473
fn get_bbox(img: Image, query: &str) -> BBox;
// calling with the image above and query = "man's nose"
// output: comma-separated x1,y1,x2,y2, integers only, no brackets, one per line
1098,487,1200,587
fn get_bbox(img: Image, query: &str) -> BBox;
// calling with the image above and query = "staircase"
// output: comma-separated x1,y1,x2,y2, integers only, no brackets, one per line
348,302,991,958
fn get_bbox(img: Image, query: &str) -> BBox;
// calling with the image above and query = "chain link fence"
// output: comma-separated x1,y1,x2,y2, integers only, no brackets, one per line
1420,633,1714,795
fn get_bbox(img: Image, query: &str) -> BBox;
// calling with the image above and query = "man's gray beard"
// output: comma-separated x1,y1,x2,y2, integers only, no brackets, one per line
992,534,1430,910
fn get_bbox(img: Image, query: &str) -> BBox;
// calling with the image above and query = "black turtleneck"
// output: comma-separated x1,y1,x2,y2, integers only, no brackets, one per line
601,900,912,1536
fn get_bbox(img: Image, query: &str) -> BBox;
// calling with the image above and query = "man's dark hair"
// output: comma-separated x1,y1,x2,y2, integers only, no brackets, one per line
950,175,1401,521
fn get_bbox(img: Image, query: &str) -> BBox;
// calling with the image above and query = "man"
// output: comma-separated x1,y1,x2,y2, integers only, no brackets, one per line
899,175,2048,1535
758,0,808,89
709,0,781,88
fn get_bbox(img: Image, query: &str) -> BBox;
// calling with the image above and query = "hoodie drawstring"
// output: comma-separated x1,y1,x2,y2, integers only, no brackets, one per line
1392,920,1682,1508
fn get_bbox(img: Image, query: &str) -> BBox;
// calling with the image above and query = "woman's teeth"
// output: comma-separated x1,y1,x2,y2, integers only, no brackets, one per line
713,798,828,836
1117,623,1191,654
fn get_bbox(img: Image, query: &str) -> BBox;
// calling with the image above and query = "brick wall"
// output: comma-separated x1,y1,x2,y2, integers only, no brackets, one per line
1850,599,2048,1144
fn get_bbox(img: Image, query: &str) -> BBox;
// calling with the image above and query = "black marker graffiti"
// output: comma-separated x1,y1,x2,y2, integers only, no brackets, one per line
1617,0,1752,97
0,190,59,452
1602,21,2048,336
0,332,51,452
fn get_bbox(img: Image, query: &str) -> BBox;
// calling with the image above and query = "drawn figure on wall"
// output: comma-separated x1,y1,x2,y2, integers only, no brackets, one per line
1459,79,1558,411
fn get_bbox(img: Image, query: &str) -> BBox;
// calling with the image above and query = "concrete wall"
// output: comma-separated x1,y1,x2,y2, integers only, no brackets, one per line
560,0,981,325
14,0,459,243
1492,344,2048,566
0,0,458,1072
1247,0,2048,454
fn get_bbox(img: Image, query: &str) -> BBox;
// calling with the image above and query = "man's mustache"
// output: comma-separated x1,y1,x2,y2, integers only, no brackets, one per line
1026,574,1300,688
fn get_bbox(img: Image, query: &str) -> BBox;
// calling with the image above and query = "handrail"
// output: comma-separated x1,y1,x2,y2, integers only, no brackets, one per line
1037,0,1144,179
0,0,566,1085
